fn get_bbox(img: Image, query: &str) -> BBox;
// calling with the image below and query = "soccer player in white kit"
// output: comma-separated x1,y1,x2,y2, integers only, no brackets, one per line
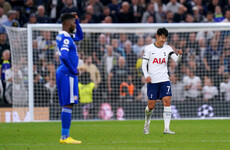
142,27,183,134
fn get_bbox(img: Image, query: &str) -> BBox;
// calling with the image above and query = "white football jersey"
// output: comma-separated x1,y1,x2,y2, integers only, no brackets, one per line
202,86,218,100
183,76,202,98
143,43,174,83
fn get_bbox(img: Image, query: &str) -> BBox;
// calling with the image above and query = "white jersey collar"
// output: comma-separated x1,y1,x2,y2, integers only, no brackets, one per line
59,31,71,37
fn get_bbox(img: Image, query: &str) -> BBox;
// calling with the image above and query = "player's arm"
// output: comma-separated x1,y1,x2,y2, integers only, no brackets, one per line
169,49,182,63
142,48,151,83
72,13,84,42
60,38,78,75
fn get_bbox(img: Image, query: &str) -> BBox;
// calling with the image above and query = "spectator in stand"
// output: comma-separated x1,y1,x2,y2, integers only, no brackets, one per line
170,73,184,101
135,76,147,102
154,2,167,23
203,38,222,86
192,6,205,22
92,33,107,66
173,5,186,23
183,67,202,101
168,33,180,48
24,13,37,27
141,3,155,23
220,74,230,101
0,32,10,56
0,7,7,26
184,13,194,23
118,33,128,49
132,36,145,56
202,11,214,22
99,6,117,23
108,56,129,102
0,10,20,33
213,5,225,22
81,55,101,89
21,0,37,18
0,49,10,89
36,31,56,62
129,0,143,23
100,45,120,85
202,77,218,101
119,74,135,101
46,0,65,23
207,0,220,13
164,11,174,23
36,5,51,23
223,0,230,12
108,0,121,15
86,0,104,17
194,0,207,16
14,7,27,27
166,0,183,14
60,0,79,17
0,0,11,15
222,9,230,22
118,1,134,23
220,36,230,73
124,41,137,73
111,38,125,57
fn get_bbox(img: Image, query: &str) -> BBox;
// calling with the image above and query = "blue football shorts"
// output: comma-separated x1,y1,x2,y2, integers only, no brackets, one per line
147,81,172,100
56,70,79,106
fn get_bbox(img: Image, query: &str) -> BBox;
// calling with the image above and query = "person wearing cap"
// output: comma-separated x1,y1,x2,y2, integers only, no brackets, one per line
0,10,19,33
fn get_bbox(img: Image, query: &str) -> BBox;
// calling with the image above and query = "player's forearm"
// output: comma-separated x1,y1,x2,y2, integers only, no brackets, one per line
142,59,149,78
73,19,84,42
61,51,78,75
171,53,182,63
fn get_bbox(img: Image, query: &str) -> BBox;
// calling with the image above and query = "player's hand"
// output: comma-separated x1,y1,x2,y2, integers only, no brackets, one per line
71,12,78,19
145,76,151,83
177,49,183,55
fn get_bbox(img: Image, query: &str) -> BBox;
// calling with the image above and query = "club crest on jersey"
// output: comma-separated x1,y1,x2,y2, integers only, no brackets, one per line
152,58,166,64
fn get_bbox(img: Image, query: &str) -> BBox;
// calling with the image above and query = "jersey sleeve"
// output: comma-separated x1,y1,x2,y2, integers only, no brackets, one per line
59,37,78,75
143,47,150,60
72,19,84,42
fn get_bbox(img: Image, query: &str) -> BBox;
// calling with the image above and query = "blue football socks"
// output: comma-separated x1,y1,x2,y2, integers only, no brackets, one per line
61,107,72,140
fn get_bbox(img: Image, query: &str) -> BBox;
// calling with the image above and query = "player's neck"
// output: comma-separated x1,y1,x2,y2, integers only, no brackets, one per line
154,42,163,48
62,28,71,34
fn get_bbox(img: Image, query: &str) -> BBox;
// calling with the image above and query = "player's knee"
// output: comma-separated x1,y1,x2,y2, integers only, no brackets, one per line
148,103,155,110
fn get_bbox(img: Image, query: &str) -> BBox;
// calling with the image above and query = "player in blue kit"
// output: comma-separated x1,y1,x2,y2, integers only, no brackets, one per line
56,13,83,144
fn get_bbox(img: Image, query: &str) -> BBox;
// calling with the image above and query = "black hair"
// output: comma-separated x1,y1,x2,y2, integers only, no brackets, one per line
157,27,168,37
61,13,75,23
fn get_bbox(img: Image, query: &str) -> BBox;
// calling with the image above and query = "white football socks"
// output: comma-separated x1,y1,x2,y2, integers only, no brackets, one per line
163,106,172,130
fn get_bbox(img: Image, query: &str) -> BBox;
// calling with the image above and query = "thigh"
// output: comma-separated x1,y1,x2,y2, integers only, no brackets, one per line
147,83,159,100
159,81,172,99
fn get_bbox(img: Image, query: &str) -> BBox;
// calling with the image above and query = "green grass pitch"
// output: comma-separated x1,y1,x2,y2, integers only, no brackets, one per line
1,120,230,150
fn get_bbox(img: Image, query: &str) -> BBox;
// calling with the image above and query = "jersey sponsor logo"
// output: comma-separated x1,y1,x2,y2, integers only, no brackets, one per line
152,58,166,64
63,39,69,44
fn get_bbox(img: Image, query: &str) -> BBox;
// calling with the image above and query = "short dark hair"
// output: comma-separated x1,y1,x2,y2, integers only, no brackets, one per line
61,13,75,23
157,27,168,37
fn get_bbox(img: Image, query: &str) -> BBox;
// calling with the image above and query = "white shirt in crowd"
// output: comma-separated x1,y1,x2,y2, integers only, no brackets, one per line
106,56,113,74
220,81,230,101
202,85,218,100
183,76,202,98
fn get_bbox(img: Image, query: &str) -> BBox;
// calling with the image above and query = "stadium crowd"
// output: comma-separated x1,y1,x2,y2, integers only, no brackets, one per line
0,0,230,109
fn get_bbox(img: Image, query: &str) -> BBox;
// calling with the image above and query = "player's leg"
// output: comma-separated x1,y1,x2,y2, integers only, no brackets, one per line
144,100,156,134
162,96,174,134
144,83,158,134
160,81,175,134
57,71,81,144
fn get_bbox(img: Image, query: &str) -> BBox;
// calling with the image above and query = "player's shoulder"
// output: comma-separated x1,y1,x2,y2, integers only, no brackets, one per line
145,43,154,50
163,44,173,51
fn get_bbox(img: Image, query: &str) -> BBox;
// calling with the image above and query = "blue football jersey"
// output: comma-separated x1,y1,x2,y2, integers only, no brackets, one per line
56,19,83,77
